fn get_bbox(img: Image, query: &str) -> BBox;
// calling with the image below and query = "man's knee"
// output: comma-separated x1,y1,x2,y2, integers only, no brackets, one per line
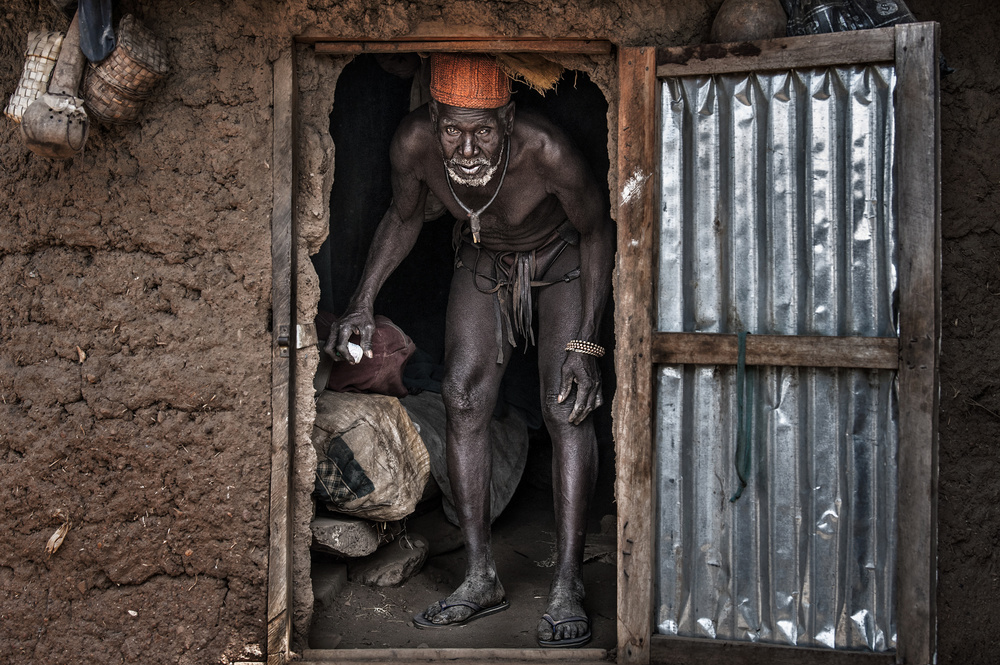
442,375,493,421
541,391,577,431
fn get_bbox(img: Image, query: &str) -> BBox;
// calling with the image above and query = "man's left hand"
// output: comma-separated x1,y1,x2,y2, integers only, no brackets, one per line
557,353,603,425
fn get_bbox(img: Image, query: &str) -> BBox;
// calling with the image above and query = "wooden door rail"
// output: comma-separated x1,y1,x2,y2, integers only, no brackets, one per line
655,27,895,77
650,635,896,664
314,39,614,55
651,332,899,369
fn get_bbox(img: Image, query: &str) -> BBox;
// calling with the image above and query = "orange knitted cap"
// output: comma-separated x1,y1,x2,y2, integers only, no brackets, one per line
429,53,510,109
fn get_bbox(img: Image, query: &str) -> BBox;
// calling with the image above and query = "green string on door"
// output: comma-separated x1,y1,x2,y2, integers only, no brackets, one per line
731,330,754,502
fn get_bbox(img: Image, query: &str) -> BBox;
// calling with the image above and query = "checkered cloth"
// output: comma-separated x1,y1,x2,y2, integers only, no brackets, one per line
314,435,375,505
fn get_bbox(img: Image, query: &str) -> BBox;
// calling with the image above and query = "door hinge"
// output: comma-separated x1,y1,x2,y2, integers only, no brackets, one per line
276,324,318,357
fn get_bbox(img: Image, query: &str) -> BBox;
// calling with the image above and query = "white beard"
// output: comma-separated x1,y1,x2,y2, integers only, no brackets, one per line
444,158,501,188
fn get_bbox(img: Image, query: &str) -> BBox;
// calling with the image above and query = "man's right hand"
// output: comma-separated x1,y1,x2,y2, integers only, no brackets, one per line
324,307,375,364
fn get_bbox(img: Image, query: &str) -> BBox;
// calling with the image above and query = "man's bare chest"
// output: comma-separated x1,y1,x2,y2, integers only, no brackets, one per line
426,168,565,250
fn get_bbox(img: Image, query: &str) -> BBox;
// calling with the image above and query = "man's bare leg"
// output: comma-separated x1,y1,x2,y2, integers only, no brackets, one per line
535,246,599,644
420,252,510,626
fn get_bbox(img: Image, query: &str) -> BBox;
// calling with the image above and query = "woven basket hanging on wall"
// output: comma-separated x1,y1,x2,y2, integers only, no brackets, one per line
4,31,65,123
83,14,168,124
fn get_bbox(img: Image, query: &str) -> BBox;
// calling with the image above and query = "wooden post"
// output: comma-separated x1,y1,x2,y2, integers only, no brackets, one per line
614,46,657,665
268,47,297,665
894,22,940,665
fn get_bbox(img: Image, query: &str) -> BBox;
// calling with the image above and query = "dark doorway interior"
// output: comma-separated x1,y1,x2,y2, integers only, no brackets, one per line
309,54,617,650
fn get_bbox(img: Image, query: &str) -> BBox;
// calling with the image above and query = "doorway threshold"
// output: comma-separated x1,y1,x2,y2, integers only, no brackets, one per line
300,646,611,664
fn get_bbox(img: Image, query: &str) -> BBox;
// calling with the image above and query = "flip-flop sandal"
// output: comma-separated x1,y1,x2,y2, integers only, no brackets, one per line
537,613,592,648
413,598,510,629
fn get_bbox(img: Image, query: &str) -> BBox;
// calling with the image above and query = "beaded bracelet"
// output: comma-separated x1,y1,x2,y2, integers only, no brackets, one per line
565,339,605,358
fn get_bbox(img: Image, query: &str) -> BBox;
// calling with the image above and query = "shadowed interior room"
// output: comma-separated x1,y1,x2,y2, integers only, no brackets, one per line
307,53,618,650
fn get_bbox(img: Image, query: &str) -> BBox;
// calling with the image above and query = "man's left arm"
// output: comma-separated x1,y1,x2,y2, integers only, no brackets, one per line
545,141,616,425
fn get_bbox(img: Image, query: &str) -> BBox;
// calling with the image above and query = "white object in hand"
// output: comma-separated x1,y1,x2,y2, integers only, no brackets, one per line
347,342,364,363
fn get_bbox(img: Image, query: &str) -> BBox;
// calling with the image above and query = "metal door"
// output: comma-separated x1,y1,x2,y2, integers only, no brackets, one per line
614,23,939,665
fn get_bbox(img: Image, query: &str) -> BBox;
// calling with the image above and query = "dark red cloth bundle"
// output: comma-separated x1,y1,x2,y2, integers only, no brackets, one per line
316,312,416,398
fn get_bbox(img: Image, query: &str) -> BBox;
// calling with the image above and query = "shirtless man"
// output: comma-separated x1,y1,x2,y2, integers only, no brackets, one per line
327,53,614,647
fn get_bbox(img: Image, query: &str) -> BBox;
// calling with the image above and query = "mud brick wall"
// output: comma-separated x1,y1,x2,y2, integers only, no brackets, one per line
0,1,281,661
0,0,997,662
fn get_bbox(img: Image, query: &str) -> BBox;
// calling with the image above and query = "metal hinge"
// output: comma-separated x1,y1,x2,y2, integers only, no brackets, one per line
276,324,318,357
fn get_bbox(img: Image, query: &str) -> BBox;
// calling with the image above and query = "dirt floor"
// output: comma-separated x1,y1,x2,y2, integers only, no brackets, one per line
308,483,617,652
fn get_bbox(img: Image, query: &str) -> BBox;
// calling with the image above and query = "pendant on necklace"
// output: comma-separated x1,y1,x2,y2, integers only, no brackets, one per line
445,137,510,247
470,213,481,244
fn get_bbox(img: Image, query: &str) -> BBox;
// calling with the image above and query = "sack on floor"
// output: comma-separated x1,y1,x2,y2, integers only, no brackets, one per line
313,391,430,521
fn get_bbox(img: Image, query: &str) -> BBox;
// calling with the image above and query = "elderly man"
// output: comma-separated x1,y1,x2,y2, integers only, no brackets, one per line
327,53,613,647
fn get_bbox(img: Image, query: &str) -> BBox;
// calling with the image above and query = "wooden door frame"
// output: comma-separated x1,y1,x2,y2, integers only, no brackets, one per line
614,23,940,665
269,48,298,665
268,35,619,665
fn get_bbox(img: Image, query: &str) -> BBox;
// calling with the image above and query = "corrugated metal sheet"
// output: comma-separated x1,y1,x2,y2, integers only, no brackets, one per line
655,65,898,651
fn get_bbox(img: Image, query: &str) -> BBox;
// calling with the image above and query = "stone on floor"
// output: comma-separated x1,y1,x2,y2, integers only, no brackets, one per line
312,515,380,558
350,533,429,587
312,559,348,608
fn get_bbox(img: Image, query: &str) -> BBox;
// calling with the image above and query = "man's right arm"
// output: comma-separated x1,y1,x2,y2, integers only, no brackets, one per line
326,120,429,363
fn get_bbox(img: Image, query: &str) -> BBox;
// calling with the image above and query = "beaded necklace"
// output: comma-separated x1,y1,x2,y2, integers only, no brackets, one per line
444,136,510,245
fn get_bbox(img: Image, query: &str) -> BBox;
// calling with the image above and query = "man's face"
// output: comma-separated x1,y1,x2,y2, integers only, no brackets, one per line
431,101,513,187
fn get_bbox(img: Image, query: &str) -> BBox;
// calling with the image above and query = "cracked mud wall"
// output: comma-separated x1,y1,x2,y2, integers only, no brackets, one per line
1,0,998,663
0,1,283,662
0,1,713,661
292,44,343,651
